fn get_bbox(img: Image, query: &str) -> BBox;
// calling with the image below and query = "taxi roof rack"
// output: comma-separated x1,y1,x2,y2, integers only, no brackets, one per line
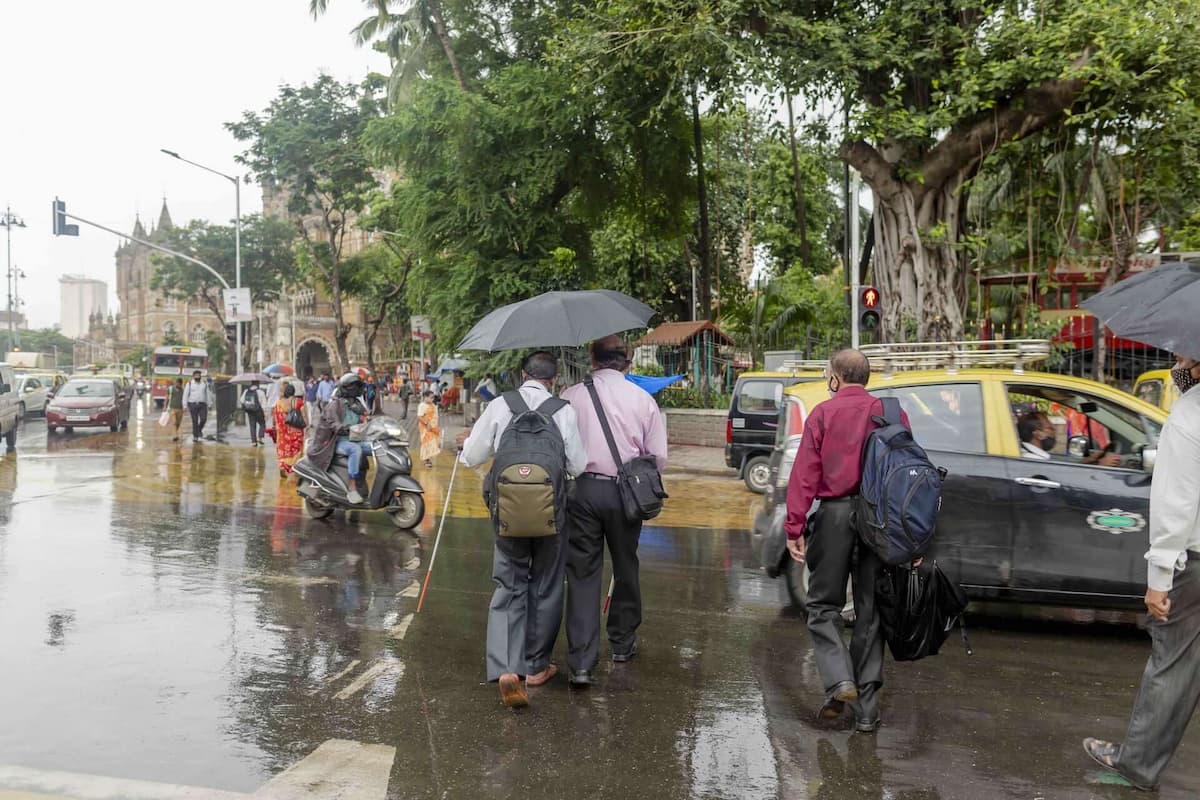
860,339,1052,375
776,359,831,373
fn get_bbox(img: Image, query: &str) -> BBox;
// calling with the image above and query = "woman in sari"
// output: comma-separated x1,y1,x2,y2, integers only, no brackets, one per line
272,383,306,478
417,390,442,468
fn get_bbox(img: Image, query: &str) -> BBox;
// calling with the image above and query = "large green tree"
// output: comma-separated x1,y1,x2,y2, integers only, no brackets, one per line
227,75,384,371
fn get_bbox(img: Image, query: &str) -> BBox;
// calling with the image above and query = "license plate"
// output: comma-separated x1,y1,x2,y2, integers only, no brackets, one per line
67,415,90,422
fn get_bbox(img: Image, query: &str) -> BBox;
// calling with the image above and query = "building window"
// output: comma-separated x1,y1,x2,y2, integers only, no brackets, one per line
191,325,208,345
163,296,177,311
163,321,178,338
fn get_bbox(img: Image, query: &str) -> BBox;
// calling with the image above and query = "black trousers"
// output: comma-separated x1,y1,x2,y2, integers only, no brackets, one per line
247,409,265,442
486,531,566,681
566,476,643,672
804,497,885,723
187,402,207,440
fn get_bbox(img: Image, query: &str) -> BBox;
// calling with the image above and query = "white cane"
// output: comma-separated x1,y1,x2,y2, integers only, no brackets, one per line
416,455,459,613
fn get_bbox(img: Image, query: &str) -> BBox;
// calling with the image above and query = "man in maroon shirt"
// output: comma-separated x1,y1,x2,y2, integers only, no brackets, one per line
785,349,909,732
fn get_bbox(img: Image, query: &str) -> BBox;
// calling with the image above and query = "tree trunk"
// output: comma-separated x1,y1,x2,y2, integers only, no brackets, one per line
690,87,713,321
871,174,967,342
785,93,810,270
428,0,468,92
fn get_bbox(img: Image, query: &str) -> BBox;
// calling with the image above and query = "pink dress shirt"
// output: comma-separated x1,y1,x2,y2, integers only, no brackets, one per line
561,369,669,476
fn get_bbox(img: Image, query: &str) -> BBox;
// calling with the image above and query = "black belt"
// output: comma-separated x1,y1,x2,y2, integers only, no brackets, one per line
579,472,618,482
819,495,854,504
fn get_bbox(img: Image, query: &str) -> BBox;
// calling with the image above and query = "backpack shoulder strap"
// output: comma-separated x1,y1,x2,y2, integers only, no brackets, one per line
584,376,624,468
502,390,528,416
535,396,567,418
880,396,902,426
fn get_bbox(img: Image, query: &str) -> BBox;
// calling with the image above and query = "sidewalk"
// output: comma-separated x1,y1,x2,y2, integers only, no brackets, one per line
377,397,730,478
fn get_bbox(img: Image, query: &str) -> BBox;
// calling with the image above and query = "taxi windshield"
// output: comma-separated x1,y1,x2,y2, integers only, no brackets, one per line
60,381,114,398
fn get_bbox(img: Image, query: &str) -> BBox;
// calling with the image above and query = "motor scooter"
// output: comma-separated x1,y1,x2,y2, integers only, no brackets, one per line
294,415,426,529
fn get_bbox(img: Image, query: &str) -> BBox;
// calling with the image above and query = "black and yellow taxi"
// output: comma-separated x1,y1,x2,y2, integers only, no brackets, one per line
754,341,1167,611
725,364,825,493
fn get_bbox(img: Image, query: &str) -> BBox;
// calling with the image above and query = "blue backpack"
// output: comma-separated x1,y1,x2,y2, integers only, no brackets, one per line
854,397,945,566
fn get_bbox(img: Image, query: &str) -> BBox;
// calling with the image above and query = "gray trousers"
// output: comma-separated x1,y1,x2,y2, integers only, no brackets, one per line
804,497,884,723
486,531,566,681
1115,552,1200,788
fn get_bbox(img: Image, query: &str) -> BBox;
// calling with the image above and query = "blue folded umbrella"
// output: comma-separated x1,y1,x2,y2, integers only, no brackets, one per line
626,373,685,395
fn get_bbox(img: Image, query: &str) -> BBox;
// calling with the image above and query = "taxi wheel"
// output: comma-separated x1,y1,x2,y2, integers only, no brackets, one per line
743,455,771,494
785,557,856,625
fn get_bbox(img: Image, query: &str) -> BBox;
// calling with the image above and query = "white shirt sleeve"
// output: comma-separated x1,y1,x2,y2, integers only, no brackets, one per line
1146,404,1200,591
459,397,505,467
556,405,588,477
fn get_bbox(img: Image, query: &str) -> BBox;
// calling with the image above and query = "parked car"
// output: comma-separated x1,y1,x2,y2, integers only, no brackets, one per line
46,378,131,433
725,365,825,493
0,363,19,450
754,358,1167,612
15,374,51,418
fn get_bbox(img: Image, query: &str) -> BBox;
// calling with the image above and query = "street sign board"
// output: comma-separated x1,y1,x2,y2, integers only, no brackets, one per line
411,315,432,341
223,287,253,323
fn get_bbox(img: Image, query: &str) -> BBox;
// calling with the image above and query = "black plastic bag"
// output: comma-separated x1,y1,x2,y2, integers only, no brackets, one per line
875,560,971,662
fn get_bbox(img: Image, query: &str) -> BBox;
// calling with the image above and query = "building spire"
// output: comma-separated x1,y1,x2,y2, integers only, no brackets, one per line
157,197,173,232
132,214,146,239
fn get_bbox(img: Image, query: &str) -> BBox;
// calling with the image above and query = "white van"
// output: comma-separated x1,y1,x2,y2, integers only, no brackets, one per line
0,363,19,450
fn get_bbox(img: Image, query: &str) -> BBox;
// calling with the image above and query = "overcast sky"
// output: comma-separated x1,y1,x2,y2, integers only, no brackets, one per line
0,0,388,330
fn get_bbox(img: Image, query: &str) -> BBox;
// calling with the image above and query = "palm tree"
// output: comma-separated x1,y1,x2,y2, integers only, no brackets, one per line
725,280,813,368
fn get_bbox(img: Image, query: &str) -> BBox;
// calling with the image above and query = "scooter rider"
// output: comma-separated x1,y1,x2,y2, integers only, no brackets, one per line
308,373,374,504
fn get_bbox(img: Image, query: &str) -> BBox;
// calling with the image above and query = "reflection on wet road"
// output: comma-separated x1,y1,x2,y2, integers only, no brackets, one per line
0,404,1196,798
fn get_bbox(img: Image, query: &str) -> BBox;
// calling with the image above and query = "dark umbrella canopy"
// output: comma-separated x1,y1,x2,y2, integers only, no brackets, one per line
456,290,656,351
1080,261,1200,361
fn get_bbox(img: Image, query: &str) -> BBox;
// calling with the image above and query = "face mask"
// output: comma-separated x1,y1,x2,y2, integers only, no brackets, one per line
827,377,840,397
1040,434,1057,452
1172,365,1198,394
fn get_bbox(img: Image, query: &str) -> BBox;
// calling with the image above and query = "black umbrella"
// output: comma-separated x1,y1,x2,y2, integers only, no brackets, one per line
1080,261,1200,361
456,290,656,351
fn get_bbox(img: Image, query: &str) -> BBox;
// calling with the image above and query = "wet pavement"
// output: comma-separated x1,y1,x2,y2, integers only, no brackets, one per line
0,402,1197,798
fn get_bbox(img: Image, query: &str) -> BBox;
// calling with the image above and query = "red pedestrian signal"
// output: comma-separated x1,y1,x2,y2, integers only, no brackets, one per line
860,286,881,330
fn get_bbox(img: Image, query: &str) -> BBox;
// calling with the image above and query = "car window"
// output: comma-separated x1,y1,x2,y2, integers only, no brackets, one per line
737,380,783,415
60,381,116,398
1135,379,1163,408
25,378,40,389
872,382,986,454
773,397,808,447
1007,383,1161,463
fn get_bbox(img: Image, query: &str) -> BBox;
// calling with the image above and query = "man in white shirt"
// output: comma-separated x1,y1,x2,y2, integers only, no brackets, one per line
457,351,586,706
1085,356,1200,790
181,370,210,443
1018,410,1120,466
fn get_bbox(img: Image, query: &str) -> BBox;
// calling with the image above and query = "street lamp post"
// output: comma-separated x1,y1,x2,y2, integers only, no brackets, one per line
2,207,26,351
161,150,243,374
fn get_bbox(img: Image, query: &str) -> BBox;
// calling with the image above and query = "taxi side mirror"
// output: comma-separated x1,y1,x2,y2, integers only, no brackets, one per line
1067,434,1091,458
1141,446,1157,474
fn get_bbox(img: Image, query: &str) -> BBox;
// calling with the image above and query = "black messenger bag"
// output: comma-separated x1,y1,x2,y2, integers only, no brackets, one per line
583,377,668,521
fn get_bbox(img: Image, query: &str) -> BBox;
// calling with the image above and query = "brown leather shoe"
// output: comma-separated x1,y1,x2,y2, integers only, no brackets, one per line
526,664,558,687
498,673,529,707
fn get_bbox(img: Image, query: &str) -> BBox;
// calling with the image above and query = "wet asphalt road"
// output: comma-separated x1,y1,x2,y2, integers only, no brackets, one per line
0,402,1197,799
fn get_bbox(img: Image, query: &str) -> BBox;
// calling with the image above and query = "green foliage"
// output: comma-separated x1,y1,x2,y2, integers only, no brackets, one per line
151,215,297,322
204,330,229,374
1,328,76,365
658,387,731,410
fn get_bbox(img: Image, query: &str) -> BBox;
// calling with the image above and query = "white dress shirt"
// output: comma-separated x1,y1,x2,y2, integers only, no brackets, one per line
1146,384,1200,592
182,379,210,405
1020,441,1052,460
459,380,587,477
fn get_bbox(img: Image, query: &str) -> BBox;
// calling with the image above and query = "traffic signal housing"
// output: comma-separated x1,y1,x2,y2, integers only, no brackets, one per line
52,199,79,237
860,286,881,330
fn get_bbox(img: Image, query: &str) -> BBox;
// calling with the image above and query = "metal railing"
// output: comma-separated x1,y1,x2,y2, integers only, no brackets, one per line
861,339,1052,374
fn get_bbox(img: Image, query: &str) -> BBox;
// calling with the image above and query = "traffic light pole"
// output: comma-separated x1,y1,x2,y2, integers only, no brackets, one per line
849,173,861,349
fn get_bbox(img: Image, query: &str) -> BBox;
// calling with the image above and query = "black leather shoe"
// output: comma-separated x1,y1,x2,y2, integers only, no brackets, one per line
568,669,593,687
611,641,638,663
855,718,880,733
818,680,858,720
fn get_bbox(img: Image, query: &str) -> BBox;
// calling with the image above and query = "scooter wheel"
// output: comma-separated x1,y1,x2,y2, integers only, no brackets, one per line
388,493,425,529
304,497,335,520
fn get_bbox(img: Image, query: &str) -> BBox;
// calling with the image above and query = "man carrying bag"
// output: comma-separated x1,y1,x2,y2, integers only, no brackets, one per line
562,336,669,686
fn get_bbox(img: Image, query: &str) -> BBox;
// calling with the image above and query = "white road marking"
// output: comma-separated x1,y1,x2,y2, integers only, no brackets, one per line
390,613,415,640
325,659,362,685
398,580,420,598
334,661,401,700
252,739,395,800
404,556,420,571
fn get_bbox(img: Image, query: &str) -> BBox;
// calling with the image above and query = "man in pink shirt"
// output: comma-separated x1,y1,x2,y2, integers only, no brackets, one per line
561,335,669,686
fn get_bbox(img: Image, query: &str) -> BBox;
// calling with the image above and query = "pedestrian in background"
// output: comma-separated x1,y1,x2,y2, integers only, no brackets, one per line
167,378,185,442
417,390,441,468
272,383,306,479
398,378,413,420
241,380,268,447
784,349,908,733
456,351,588,706
316,372,335,410
1084,355,1200,791
182,370,210,443
562,335,668,686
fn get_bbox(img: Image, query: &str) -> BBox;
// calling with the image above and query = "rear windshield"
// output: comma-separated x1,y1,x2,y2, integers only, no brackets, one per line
736,380,783,415
60,381,114,398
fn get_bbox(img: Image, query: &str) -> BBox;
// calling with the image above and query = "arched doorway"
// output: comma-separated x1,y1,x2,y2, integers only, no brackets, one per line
296,338,333,380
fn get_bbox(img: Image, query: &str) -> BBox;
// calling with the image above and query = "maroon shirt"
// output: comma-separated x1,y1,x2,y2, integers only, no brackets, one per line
784,385,910,540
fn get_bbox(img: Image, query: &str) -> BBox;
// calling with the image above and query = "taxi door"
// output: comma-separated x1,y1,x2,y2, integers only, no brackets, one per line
1003,383,1153,603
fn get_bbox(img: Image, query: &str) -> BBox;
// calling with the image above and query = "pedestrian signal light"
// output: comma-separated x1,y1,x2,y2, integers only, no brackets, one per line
52,199,79,237
860,286,881,330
